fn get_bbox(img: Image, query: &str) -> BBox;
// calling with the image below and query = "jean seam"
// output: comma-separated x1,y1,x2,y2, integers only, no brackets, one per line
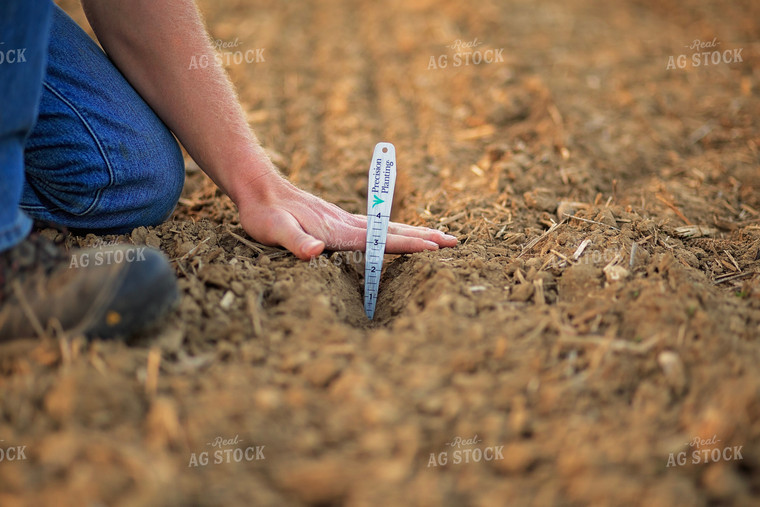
0,211,32,251
39,80,115,217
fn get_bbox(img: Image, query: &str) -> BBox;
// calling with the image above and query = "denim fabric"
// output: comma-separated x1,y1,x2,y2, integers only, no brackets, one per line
0,0,52,251
0,3,185,251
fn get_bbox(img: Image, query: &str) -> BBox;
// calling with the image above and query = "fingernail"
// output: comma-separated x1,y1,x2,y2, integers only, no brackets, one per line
307,239,323,250
424,240,439,250
442,233,457,240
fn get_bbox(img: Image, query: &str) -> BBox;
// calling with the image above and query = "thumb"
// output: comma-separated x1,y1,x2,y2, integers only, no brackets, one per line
269,211,325,260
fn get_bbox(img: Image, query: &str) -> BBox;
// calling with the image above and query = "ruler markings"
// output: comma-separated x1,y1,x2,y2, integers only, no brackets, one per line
363,142,397,319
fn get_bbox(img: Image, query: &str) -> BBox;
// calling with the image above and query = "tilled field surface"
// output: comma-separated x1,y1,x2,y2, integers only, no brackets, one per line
2,0,760,505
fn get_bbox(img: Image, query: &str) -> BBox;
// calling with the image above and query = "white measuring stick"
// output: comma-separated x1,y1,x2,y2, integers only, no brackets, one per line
363,142,396,319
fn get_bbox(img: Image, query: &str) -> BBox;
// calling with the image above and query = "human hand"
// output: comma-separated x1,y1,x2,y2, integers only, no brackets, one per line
237,174,457,260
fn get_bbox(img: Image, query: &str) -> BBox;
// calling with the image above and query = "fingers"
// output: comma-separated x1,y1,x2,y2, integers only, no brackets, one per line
321,201,458,247
322,220,456,254
384,233,441,254
268,211,325,260
323,226,366,251
350,215,458,246
387,222,458,247
299,237,325,260
255,199,457,260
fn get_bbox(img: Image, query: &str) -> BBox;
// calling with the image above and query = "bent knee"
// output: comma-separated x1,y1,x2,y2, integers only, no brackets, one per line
22,127,186,233
133,135,186,227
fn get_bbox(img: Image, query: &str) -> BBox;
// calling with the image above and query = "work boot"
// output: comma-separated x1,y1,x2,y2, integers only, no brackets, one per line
0,233,179,340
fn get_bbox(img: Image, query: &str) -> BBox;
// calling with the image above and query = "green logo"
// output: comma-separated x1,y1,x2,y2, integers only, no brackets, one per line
371,195,384,208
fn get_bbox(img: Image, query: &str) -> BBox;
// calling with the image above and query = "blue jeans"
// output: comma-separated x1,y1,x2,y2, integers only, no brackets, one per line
0,1,185,252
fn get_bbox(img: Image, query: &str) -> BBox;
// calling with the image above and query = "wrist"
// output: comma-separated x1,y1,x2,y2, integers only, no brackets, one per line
222,146,283,206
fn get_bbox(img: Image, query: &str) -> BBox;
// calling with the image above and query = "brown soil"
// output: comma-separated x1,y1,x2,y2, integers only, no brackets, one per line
2,0,760,505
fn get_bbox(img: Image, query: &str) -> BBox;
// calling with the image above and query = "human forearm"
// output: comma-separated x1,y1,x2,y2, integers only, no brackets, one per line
79,0,457,260
80,0,273,204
